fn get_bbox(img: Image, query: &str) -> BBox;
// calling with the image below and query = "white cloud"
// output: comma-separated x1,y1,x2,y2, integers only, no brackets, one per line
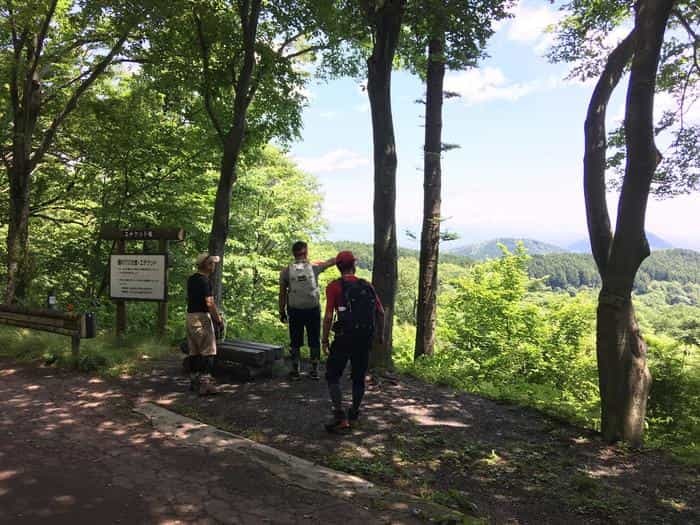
496,1,563,54
655,90,700,125
354,102,370,113
610,82,700,126
444,67,561,105
319,111,338,119
293,149,370,174
603,24,634,48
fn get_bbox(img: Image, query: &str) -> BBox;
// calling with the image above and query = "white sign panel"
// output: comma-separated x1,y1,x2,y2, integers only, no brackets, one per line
110,254,167,301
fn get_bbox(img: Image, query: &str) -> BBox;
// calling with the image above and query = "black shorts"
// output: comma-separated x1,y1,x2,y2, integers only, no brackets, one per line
325,333,372,384
288,306,321,350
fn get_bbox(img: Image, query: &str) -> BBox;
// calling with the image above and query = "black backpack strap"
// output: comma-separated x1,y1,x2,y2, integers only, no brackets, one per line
357,278,376,299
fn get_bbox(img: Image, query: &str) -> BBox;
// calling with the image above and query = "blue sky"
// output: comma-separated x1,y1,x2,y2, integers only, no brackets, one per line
289,1,700,251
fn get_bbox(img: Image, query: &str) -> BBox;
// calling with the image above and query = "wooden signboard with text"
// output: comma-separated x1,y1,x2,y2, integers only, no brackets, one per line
101,226,184,337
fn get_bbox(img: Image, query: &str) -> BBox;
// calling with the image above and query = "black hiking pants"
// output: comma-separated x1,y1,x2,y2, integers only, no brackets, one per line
325,333,372,412
288,306,321,362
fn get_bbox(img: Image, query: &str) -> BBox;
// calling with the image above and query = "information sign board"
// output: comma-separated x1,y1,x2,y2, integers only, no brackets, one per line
110,254,167,301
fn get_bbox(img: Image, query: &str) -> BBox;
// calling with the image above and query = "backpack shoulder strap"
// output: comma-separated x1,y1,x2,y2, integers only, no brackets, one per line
357,278,375,296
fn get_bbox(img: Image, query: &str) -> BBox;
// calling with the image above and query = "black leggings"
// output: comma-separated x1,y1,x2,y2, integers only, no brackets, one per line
325,334,372,412
190,355,215,375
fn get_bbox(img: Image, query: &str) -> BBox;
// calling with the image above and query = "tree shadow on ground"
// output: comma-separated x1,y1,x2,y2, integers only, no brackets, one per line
1,363,415,524
128,356,700,525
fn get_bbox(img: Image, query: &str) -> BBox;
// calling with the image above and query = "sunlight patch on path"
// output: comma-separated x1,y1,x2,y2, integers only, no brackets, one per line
134,402,464,523
397,404,470,428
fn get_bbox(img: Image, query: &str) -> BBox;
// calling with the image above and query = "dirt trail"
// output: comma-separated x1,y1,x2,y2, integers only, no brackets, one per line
2,356,698,524
0,363,434,524
127,356,699,524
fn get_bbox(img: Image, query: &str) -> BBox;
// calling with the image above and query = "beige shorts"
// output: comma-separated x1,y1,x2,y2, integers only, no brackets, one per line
186,313,217,357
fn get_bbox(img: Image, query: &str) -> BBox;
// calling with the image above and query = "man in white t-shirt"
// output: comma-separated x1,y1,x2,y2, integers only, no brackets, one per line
279,241,335,380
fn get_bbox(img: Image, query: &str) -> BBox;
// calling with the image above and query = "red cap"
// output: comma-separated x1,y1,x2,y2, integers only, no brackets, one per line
335,251,356,268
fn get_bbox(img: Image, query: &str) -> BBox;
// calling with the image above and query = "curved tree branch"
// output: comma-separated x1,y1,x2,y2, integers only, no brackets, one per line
673,9,698,43
584,29,636,276
27,0,58,83
31,31,132,170
193,10,225,143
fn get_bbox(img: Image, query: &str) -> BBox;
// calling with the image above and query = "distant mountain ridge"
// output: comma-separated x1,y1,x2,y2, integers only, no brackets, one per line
449,238,566,260
568,232,674,253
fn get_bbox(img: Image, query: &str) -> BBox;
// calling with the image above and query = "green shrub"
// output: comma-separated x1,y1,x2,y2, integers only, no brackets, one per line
0,326,173,376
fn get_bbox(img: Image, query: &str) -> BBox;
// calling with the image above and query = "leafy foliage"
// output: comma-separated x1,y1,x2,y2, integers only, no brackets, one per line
549,0,699,197
221,147,325,331
400,0,513,76
395,246,699,461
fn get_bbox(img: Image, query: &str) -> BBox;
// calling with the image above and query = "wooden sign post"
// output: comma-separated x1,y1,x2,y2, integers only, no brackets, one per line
101,227,185,338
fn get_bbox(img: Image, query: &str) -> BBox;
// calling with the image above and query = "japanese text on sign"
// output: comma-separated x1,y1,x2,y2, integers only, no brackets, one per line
120,229,155,239
110,254,167,301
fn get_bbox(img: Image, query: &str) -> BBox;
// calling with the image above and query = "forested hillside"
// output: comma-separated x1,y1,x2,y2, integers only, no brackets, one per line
528,249,700,303
449,238,566,259
568,232,674,252
325,242,700,304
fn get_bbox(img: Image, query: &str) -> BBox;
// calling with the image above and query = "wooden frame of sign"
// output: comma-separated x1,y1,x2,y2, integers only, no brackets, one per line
101,226,185,338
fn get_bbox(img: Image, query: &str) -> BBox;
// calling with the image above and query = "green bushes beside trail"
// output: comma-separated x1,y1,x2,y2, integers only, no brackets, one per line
394,247,700,463
0,328,172,376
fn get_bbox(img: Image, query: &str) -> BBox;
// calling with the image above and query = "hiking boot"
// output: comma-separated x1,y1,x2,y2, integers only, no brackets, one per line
198,375,218,396
324,410,350,433
347,407,360,422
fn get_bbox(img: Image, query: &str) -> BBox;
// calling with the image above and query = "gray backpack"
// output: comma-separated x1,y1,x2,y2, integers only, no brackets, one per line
287,262,320,309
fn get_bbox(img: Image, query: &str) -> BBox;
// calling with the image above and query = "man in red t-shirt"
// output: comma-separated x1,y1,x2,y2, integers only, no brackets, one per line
321,251,384,431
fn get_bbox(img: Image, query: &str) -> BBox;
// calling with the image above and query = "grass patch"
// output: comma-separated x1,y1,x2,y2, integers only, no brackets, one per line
395,344,700,465
0,326,174,376
426,489,483,520
325,451,397,481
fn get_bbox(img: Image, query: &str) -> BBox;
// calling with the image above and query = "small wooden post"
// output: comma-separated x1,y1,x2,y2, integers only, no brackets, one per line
157,239,169,338
71,334,81,358
116,239,127,337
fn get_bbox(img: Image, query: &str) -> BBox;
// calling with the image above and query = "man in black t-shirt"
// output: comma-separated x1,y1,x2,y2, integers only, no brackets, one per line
186,252,223,395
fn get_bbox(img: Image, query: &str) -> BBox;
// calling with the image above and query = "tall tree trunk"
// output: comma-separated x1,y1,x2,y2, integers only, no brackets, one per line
5,165,32,303
5,64,41,303
415,36,445,359
205,0,261,306
3,1,129,303
208,131,245,305
596,295,650,446
587,0,674,446
366,0,405,370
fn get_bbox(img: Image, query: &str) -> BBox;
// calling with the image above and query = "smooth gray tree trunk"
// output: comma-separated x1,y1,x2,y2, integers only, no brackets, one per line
365,0,405,370
415,36,445,359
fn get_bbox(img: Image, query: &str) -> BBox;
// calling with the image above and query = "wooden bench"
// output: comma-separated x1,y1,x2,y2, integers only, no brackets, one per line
0,304,96,355
181,338,284,380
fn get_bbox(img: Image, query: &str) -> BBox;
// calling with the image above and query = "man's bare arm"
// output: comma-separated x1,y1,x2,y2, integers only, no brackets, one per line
314,257,337,272
322,311,333,355
278,283,288,322
205,296,222,324
322,312,333,345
